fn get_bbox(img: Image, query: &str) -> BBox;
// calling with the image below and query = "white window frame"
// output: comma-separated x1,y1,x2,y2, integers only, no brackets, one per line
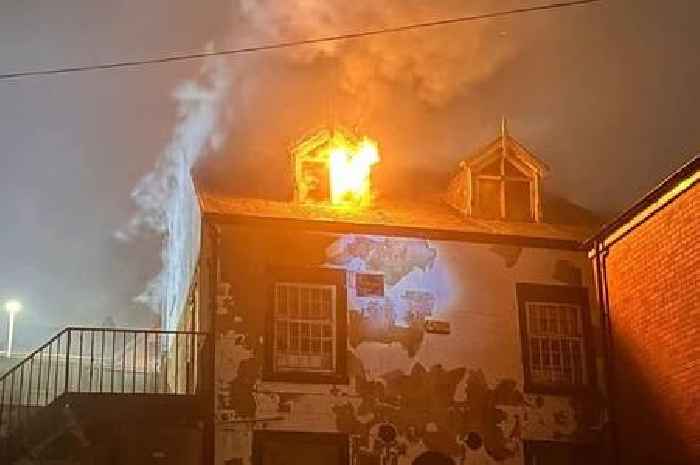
524,301,587,387
272,282,337,374
474,155,535,221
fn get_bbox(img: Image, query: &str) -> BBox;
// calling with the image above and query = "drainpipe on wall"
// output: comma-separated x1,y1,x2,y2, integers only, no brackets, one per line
593,239,619,465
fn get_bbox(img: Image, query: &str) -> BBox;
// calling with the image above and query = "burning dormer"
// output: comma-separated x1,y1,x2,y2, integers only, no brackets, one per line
446,120,549,222
292,127,379,207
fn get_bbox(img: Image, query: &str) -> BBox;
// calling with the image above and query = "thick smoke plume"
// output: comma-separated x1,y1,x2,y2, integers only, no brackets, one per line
117,54,231,322
239,0,515,106
121,1,518,323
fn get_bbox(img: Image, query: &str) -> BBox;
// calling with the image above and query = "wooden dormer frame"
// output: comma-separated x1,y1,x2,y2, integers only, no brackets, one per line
446,123,549,223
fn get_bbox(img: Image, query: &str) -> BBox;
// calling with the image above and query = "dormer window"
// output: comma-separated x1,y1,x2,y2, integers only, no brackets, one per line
474,155,535,221
446,120,548,223
292,127,380,208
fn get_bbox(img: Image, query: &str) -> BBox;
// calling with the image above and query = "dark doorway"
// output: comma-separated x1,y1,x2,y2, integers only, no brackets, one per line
252,431,349,465
412,451,455,465
524,440,599,465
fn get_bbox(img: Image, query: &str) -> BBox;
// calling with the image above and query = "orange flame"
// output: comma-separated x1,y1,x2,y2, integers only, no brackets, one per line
329,136,379,207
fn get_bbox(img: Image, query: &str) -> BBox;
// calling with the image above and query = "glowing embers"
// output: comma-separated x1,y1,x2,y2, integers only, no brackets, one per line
292,128,380,207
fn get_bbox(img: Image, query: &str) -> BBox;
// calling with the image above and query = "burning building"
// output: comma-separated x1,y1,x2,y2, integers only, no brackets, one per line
3,123,648,465
185,123,608,465
292,127,380,207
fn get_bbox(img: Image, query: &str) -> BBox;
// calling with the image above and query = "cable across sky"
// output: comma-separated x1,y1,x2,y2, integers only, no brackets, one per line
0,0,605,81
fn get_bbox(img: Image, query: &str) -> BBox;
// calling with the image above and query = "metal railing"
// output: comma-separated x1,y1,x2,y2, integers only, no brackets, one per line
0,327,208,436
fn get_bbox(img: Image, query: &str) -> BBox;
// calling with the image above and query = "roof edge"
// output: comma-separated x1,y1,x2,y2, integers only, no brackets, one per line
203,211,583,251
585,154,699,250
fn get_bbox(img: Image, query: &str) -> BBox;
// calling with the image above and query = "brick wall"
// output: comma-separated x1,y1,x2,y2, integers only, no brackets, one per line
605,181,699,464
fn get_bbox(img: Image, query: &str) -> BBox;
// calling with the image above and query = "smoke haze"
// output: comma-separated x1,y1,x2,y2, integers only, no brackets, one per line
0,0,698,345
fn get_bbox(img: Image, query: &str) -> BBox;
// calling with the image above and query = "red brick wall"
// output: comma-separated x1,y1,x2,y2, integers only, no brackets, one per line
605,181,699,464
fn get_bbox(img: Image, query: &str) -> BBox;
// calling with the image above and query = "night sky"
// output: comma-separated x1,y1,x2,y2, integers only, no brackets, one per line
1,0,698,350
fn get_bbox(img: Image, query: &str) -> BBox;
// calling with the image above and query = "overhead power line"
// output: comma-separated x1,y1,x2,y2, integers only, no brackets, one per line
0,0,605,81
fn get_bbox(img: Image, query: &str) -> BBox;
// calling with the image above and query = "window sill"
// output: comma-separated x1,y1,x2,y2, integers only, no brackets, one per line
523,382,597,397
262,371,349,385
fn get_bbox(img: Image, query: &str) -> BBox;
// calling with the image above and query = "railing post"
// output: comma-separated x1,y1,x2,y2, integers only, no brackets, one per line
144,332,149,393
54,337,60,399
0,378,5,429
18,364,25,425
100,329,105,393
64,329,71,395
45,344,53,405
0,378,5,432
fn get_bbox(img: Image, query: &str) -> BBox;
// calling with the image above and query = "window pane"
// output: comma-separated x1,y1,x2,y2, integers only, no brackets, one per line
323,340,333,354
289,323,300,352
573,342,583,384
562,340,573,383
526,302,586,388
480,158,501,175
300,160,330,202
289,288,299,318
277,286,288,316
541,339,551,368
529,306,539,334
276,321,288,350
551,340,562,374
273,283,336,373
300,288,310,318
477,178,501,219
505,180,532,222
530,338,541,370
549,307,560,334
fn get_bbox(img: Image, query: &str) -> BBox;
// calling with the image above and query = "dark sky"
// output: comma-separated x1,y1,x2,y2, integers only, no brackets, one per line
1,0,698,349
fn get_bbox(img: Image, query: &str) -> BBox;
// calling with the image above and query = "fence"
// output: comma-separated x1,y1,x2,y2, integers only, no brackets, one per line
0,327,208,436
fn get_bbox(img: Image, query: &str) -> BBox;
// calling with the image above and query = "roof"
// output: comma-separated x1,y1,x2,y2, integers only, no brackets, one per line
585,154,699,249
198,191,598,250
459,134,550,176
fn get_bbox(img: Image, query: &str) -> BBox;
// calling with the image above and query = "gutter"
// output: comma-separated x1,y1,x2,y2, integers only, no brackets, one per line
593,239,619,464
584,154,699,251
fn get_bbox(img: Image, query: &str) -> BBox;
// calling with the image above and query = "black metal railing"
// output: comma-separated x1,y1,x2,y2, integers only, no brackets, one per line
0,327,208,437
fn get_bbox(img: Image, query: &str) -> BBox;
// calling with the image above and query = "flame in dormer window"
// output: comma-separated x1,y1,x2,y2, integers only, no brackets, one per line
292,128,380,208
329,137,379,206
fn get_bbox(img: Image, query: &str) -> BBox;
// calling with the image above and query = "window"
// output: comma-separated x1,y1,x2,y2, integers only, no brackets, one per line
525,302,585,386
265,267,347,383
473,155,534,222
299,161,330,202
517,283,595,393
273,283,336,373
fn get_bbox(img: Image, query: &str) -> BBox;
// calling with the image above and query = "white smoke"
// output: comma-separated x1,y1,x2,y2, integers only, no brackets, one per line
117,52,232,324
118,2,517,323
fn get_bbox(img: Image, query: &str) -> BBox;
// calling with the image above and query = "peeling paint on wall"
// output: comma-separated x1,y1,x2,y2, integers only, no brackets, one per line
212,227,602,465
331,357,527,463
327,236,437,286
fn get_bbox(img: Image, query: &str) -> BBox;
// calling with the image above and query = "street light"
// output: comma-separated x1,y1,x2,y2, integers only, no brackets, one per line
5,299,22,358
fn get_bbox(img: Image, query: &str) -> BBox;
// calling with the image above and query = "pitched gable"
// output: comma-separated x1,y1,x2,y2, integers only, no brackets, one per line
446,125,548,223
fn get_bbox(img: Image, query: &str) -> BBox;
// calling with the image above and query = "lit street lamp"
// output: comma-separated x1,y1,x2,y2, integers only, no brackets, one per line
5,300,22,358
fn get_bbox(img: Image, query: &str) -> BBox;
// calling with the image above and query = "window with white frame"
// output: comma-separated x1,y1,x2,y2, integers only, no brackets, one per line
473,156,534,222
525,302,586,387
273,283,336,373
